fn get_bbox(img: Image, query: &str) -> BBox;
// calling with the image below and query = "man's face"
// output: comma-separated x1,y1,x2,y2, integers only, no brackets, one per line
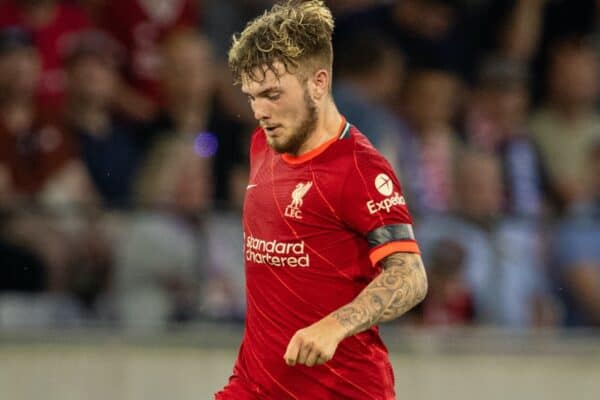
405,70,458,131
549,48,600,107
241,62,317,154
162,36,215,102
67,56,116,106
0,47,40,99
457,155,503,219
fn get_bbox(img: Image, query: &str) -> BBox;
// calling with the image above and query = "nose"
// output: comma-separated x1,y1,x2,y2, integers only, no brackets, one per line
251,98,269,122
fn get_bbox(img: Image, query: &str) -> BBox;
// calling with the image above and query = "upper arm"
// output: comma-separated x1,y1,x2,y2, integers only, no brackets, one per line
381,252,427,289
378,251,429,311
338,147,420,267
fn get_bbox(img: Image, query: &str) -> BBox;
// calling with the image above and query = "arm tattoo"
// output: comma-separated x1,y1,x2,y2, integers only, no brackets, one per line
331,252,428,338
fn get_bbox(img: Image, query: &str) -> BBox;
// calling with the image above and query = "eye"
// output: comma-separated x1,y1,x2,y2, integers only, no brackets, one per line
267,92,280,101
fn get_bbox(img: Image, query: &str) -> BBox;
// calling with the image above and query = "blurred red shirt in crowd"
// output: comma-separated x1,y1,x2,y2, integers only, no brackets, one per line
99,0,198,109
0,0,91,113
0,113,75,197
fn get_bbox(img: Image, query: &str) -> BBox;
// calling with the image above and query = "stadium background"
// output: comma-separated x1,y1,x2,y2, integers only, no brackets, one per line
0,0,599,398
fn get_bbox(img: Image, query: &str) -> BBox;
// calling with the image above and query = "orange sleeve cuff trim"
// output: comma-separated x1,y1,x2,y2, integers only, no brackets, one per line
369,241,420,266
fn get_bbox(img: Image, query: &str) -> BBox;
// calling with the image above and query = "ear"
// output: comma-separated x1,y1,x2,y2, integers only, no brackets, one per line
309,68,330,100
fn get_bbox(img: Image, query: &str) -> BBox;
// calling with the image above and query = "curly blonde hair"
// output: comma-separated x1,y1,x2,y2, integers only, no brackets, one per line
228,0,334,85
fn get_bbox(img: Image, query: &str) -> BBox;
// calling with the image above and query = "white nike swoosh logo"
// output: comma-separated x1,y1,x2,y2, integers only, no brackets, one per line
246,184,258,189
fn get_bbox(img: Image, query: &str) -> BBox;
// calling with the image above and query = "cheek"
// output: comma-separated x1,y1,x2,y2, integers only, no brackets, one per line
273,101,297,123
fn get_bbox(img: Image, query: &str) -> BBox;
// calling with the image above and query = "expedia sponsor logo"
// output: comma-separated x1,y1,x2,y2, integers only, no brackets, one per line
375,173,393,196
367,192,406,215
245,234,309,267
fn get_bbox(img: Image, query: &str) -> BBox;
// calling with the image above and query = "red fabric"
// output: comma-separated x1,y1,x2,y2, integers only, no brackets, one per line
0,1,91,111
0,113,75,196
214,366,261,400
219,125,417,399
100,0,197,105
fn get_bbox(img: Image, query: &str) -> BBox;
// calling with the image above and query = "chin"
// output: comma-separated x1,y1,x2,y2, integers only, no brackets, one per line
271,143,293,154
265,135,288,153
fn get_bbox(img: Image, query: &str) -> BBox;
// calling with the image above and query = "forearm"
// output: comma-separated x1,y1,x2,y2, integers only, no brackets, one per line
501,0,546,61
329,252,428,338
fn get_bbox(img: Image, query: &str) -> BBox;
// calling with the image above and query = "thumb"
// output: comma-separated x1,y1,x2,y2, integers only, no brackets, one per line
284,333,301,366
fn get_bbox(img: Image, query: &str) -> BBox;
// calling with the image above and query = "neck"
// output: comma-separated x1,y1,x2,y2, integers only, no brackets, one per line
296,97,342,155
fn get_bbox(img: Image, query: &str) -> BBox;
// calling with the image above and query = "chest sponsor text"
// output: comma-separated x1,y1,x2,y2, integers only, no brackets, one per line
245,234,309,267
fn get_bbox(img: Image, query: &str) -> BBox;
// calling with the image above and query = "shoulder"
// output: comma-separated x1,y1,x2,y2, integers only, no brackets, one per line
317,125,392,180
346,126,396,171
331,125,405,201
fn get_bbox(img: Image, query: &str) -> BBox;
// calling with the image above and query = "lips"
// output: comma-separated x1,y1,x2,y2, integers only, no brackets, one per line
263,125,281,135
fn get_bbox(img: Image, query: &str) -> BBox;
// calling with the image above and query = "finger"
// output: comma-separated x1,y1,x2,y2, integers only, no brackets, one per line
304,348,321,367
316,354,329,365
284,335,301,366
297,341,312,365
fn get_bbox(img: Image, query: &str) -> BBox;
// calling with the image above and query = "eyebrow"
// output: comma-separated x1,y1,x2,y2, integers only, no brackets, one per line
241,86,281,97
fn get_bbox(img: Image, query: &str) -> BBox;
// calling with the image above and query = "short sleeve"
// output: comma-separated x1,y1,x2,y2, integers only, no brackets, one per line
339,146,420,266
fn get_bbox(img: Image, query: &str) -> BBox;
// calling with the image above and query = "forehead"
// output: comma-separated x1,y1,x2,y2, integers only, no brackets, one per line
241,62,298,94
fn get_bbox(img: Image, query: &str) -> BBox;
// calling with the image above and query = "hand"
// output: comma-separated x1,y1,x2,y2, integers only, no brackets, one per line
283,316,347,367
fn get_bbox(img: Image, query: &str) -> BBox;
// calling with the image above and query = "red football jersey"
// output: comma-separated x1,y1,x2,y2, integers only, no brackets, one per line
218,119,419,399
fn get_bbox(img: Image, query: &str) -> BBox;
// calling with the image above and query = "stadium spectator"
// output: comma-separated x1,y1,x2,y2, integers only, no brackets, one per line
417,150,555,328
0,0,92,114
416,238,474,327
200,165,247,321
0,26,96,209
0,26,99,316
529,38,600,211
551,140,600,326
135,28,247,211
335,0,481,80
333,30,406,145
99,0,199,120
63,29,143,209
463,55,552,217
108,212,204,329
384,67,463,216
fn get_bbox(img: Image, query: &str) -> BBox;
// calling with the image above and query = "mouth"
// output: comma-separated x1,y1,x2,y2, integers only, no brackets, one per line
263,125,281,135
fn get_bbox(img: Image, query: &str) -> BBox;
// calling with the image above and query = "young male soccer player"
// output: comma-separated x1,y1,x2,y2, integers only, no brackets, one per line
215,1,428,398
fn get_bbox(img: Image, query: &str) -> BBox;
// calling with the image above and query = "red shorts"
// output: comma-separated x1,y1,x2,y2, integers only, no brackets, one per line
214,374,261,400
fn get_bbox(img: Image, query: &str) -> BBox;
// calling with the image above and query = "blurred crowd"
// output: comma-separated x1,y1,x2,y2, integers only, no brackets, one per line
0,0,598,331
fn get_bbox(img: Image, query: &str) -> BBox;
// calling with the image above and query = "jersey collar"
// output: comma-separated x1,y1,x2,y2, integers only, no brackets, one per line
281,116,350,165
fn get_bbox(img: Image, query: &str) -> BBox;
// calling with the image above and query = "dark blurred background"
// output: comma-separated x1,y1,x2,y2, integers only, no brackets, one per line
0,1,599,398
